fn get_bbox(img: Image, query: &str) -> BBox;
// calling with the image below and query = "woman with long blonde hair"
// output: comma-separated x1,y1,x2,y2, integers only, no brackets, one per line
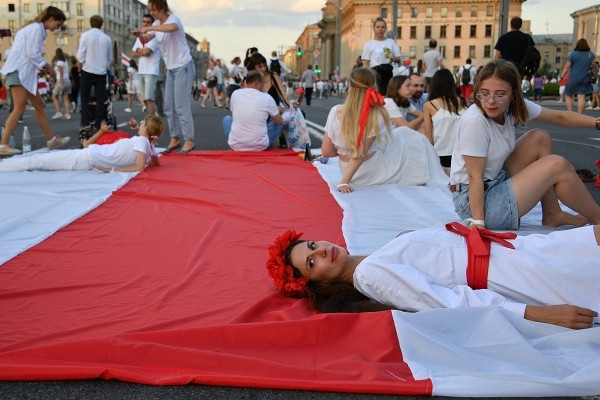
321,68,441,193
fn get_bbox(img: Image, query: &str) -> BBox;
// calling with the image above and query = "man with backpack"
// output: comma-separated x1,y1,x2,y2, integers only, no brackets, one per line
457,58,476,101
494,17,539,77
268,51,291,77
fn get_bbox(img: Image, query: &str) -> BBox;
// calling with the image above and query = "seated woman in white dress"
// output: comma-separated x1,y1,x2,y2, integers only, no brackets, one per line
321,68,442,193
383,75,423,131
266,224,600,329
0,115,163,173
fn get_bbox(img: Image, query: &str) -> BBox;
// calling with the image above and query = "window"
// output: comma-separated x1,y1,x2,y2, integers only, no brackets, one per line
8,3,15,12
409,46,416,59
544,51,549,61
398,7,402,18
37,3,44,13
455,7,462,18
440,7,447,17
470,25,477,38
484,45,491,58
455,25,461,38
77,19,85,32
440,25,446,38
454,46,461,58
51,2,69,12
24,3,30,12
425,25,431,38
410,26,416,39
555,56,561,64
397,26,402,39
471,6,477,17
77,3,83,16
556,47,562,53
439,45,446,58
8,20,16,31
381,7,387,18
426,7,432,17
485,25,492,38
469,45,476,58
486,6,493,16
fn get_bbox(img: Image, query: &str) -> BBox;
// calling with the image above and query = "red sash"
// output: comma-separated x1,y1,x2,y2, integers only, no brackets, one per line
445,222,516,289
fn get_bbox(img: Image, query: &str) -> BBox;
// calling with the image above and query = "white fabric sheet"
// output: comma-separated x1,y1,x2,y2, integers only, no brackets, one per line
0,150,138,266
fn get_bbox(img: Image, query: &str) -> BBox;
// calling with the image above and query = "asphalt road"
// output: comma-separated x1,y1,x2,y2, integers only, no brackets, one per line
1,94,599,399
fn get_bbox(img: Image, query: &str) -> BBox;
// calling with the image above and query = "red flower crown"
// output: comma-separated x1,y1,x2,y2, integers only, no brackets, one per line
266,229,309,298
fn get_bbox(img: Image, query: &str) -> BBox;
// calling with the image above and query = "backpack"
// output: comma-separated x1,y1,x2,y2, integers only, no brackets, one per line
518,44,541,76
270,59,281,75
461,66,471,85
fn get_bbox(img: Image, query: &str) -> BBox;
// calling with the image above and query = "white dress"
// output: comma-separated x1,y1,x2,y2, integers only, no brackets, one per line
353,226,600,322
324,105,434,185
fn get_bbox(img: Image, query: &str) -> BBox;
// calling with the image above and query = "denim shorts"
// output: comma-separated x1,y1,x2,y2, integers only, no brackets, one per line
452,169,520,230
5,71,21,87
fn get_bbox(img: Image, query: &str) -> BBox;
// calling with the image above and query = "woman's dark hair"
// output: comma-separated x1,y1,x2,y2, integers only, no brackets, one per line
385,75,410,108
286,240,391,313
246,53,268,72
34,6,66,23
53,47,66,63
574,38,591,52
428,68,468,114
129,59,138,70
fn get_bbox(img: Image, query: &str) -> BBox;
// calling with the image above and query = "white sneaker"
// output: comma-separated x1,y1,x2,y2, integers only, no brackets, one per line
0,144,22,155
63,114,72,120
51,112,63,119
142,106,147,112
47,136,71,150
124,108,132,113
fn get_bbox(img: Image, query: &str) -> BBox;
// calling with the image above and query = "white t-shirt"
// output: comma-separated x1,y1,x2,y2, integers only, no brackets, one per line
450,100,542,184
152,14,192,70
324,104,385,157
88,136,156,167
132,37,161,76
228,88,280,151
54,60,70,82
422,49,443,78
457,64,476,85
384,98,416,122
353,226,600,321
361,38,400,68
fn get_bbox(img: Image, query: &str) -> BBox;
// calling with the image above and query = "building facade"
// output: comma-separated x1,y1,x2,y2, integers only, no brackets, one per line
0,0,201,79
571,5,600,55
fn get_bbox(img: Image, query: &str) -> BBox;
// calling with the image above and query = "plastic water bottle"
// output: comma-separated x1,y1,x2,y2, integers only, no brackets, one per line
22,126,31,153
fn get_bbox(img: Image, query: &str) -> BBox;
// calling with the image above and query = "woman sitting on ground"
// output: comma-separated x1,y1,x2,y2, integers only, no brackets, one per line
266,224,600,329
422,68,468,171
383,75,423,131
450,59,600,230
246,52,289,109
0,115,163,173
321,68,442,193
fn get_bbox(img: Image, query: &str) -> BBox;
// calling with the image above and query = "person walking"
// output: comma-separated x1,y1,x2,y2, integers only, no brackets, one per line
559,38,595,114
494,16,535,76
422,39,444,86
301,65,316,106
51,48,72,120
456,58,476,102
77,15,112,132
0,6,71,156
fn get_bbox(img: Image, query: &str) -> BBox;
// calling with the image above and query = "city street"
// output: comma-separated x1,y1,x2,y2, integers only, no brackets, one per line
1,94,599,400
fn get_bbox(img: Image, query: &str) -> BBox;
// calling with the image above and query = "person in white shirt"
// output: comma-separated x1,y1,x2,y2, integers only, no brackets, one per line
267,224,600,329
421,39,444,85
267,50,291,76
131,14,162,116
456,58,477,101
51,48,72,120
0,6,71,156
222,70,283,151
77,15,112,132
0,115,163,173
361,17,401,95
449,59,600,230
383,75,423,131
132,0,196,154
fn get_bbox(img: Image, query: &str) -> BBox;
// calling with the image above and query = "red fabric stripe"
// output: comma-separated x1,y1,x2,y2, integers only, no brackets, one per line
0,150,431,395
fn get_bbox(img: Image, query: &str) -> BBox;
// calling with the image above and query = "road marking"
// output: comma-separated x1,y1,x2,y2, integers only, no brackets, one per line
552,138,600,150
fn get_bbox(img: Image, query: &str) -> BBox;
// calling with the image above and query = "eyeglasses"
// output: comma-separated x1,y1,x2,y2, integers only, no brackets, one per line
475,93,510,104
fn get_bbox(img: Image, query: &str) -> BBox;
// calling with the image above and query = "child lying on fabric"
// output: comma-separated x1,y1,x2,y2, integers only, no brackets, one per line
266,224,600,329
0,115,163,173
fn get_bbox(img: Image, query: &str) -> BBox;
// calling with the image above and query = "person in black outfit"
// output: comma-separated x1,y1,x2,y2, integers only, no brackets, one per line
494,17,534,71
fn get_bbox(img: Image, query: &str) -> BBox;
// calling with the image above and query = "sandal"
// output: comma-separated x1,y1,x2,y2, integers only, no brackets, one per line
164,142,181,153
576,168,596,182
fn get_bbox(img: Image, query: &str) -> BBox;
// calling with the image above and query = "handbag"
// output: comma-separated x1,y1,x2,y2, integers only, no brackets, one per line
587,52,597,85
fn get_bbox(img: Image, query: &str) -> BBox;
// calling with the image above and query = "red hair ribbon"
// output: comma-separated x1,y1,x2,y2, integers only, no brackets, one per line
357,88,385,149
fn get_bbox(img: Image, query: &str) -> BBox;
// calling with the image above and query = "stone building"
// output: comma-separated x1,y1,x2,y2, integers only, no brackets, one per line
571,5,600,55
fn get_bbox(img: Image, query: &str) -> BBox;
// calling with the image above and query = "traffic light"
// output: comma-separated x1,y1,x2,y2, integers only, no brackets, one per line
314,64,321,74
297,46,303,56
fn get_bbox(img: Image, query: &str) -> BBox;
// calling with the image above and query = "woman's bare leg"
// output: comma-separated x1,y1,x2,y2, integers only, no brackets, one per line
577,94,586,114
28,91,56,141
505,129,599,226
565,94,574,112
1,86,28,145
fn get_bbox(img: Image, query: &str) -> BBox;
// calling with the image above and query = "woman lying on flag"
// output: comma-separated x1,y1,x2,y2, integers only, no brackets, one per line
266,224,600,329
0,115,163,173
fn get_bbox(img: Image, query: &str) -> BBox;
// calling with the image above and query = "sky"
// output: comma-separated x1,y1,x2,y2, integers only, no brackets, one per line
167,0,598,66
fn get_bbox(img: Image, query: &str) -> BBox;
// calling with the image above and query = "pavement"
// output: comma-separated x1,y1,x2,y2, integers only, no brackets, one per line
0,95,599,399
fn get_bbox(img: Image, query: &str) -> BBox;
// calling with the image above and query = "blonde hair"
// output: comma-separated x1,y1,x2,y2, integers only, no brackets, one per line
340,68,391,157
473,59,528,126
143,115,164,138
